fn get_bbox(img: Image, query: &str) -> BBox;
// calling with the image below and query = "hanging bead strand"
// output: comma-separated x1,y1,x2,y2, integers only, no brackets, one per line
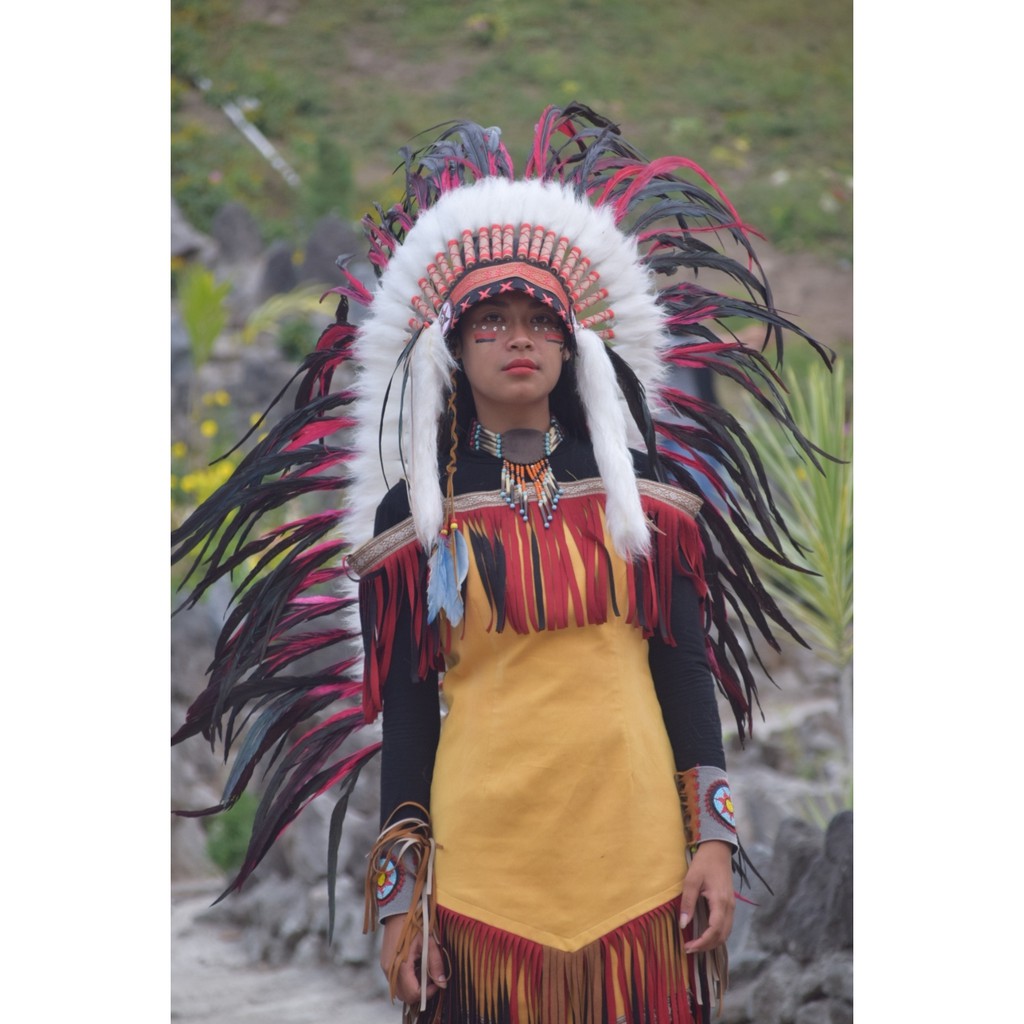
471,419,564,527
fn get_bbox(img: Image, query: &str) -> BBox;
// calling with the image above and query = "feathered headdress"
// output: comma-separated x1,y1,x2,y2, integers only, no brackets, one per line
171,103,832,912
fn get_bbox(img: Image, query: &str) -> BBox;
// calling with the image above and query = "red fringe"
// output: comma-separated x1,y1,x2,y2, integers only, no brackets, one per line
359,542,440,720
434,898,706,1024
357,492,706,722
639,498,708,644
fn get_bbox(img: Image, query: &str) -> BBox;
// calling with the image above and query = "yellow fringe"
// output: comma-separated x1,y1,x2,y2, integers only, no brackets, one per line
437,899,697,1024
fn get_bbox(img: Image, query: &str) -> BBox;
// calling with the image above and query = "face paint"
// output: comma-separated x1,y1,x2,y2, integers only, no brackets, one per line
466,308,566,345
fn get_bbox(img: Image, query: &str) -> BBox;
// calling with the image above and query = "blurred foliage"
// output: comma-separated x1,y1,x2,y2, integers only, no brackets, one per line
171,277,336,546
177,265,231,369
741,356,853,670
203,791,259,874
170,385,239,527
171,261,238,540
170,0,851,258
799,785,853,830
242,283,333,359
299,136,355,223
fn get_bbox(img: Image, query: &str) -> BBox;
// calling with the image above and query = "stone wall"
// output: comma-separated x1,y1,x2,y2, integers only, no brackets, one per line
723,813,853,1024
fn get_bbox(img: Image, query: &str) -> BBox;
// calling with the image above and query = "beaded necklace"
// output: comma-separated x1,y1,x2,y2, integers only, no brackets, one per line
470,418,564,526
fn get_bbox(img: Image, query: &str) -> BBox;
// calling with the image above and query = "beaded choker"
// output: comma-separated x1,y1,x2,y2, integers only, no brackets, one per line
470,419,564,526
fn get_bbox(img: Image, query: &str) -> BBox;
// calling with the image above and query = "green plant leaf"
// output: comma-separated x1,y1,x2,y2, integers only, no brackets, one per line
203,791,259,875
242,284,331,346
178,265,231,369
741,357,852,669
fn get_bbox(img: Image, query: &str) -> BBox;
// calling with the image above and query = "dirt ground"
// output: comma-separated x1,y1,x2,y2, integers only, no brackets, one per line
172,881,396,1023
755,246,852,351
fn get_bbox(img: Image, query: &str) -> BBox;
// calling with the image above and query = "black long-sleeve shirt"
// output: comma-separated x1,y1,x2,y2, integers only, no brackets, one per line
372,435,726,829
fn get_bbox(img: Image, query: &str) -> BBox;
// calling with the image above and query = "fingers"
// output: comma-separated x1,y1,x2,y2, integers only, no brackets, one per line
390,936,446,1006
426,936,447,990
394,956,422,1004
683,889,735,953
381,923,424,1004
678,873,699,931
679,841,736,953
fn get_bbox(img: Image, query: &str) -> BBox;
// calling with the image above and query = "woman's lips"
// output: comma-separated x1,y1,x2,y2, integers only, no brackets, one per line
503,359,539,374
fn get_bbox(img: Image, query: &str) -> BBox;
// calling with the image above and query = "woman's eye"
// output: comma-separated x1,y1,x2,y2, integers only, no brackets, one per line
533,317,564,339
467,310,563,336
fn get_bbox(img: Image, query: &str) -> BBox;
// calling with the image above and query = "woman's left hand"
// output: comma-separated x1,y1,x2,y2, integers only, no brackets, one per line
678,839,735,953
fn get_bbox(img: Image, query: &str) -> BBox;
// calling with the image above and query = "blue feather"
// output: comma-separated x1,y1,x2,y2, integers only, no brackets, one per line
427,531,468,625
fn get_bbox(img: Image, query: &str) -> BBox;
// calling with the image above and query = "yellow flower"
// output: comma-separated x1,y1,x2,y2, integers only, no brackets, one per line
171,441,188,459
200,419,218,438
213,389,231,407
177,459,236,503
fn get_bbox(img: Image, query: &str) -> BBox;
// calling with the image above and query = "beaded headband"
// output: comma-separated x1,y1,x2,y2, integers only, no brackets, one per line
417,224,608,342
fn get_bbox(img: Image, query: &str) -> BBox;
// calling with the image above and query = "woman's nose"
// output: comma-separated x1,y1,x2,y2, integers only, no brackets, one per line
506,317,536,345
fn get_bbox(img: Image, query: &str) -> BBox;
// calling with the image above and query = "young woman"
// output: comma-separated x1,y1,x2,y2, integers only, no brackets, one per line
172,104,831,1024
358,285,739,1022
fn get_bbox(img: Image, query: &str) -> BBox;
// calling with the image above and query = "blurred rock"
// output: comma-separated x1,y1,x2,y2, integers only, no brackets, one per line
207,203,267,325
171,310,192,416
212,203,264,263
794,1001,830,1024
721,813,853,1023
172,816,220,883
172,198,218,264
749,953,802,1024
298,214,361,287
258,239,299,301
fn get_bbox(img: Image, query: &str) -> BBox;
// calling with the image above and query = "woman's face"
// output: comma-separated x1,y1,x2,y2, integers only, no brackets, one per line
453,291,570,432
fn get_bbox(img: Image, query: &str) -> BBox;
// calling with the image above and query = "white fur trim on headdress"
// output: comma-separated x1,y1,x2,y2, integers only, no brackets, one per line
408,318,456,550
346,177,668,552
574,326,651,560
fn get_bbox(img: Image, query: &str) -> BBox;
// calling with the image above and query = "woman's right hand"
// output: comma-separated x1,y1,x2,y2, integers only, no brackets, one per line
380,914,447,1005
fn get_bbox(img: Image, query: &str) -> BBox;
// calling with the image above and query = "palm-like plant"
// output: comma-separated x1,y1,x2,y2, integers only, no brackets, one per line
740,356,853,757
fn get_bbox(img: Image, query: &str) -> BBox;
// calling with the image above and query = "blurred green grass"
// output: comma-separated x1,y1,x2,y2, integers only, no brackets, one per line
172,0,851,257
